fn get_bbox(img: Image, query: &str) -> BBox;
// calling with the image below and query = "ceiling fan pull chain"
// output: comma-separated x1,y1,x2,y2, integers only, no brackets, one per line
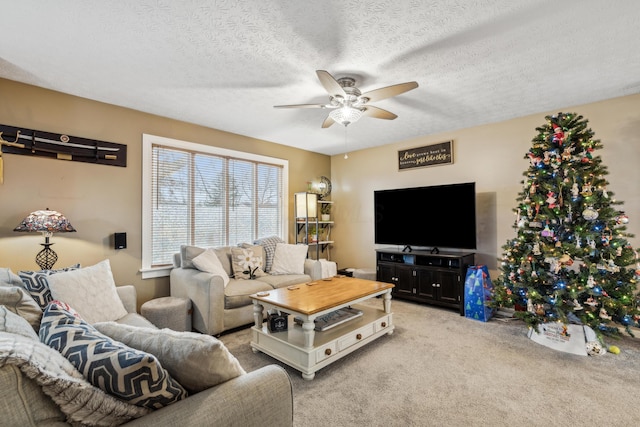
344,125,349,159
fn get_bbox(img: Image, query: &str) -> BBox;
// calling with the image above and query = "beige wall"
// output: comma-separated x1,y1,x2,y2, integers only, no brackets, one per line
0,79,330,307
329,93,640,280
2,78,638,303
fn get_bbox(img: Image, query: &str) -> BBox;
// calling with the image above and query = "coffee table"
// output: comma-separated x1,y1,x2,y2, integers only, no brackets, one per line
250,276,394,380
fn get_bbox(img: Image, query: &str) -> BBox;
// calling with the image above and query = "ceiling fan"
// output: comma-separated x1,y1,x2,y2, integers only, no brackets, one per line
274,70,419,128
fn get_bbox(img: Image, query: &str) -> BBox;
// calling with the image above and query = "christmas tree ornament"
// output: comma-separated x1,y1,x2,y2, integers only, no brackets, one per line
582,206,599,220
552,123,565,145
616,213,629,224
585,340,606,356
571,182,580,198
601,226,612,246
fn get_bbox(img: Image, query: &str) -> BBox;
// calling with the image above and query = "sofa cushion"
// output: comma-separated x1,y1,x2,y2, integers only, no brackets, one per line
0,286,42,332
0,364,67,426
94,322,246,393
1,327,150,426
253,236,285,273
192,248,230,287
231,246,267,280
40,302,187,409
18,264,80,309
270,243,309,275
46,259,128,324
116,312,159,329
258,273,312,289
224,279,272,309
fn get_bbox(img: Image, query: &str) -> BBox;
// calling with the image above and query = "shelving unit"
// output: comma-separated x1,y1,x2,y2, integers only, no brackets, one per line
294,192,334,260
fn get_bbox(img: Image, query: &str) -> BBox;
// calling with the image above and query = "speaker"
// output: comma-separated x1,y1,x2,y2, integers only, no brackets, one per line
114,232,127,250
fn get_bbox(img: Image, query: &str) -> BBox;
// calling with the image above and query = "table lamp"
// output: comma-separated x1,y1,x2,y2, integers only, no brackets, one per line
14,208,76,270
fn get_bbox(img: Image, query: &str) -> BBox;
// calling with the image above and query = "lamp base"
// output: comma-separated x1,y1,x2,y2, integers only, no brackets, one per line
36,243,57,270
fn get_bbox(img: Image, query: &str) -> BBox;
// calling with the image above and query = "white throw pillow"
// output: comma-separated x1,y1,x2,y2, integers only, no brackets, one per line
46,259,128,324
270,243,309,275
192,248,230,287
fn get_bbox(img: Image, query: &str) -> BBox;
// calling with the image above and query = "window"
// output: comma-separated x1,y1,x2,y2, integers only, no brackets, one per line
141,134,288,278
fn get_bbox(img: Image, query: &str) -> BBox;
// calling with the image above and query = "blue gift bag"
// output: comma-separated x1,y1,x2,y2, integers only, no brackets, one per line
464,265,495,322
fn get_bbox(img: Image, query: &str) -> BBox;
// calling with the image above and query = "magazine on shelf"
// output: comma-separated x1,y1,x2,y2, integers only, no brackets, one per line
294,307,363,331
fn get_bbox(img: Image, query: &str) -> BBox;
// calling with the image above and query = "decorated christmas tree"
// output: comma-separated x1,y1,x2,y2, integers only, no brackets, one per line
491,112,640,342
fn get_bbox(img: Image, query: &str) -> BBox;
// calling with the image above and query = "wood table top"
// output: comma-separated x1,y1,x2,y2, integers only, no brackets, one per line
250,276,393,315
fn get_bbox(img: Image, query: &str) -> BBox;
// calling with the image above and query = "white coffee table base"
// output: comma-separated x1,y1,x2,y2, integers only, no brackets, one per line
251,291,393,380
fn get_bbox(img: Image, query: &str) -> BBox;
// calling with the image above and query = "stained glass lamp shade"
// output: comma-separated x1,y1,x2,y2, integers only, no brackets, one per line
14,209,76,270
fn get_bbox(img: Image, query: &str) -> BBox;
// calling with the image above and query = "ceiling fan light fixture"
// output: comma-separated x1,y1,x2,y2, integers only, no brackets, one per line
329,106,364,126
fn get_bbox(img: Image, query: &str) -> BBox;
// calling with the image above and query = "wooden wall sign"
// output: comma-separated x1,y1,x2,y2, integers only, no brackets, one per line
398,140,453,171
0,123,127,168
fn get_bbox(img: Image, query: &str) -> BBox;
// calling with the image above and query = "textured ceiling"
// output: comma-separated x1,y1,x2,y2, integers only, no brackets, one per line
1,0,640,156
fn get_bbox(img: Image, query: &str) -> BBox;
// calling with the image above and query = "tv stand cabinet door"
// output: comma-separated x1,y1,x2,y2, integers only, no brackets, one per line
395,265,415,297
437,271,461,305
415,268,437,301
378,263,414,298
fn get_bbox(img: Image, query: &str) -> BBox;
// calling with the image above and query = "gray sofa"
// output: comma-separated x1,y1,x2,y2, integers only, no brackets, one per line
1,281,294,426
171,245,323,336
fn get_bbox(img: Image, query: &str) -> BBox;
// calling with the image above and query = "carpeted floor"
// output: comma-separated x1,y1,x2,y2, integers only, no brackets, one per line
219,298,640,426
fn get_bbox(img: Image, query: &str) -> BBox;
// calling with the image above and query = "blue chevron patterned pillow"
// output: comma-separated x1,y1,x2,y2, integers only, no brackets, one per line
40,302,188,409
18,264,80,309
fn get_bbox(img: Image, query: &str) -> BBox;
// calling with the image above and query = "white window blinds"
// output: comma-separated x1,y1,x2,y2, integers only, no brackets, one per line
142,135,287,276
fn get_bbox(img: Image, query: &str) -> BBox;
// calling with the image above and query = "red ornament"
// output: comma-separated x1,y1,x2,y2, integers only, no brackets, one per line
552,124,565,146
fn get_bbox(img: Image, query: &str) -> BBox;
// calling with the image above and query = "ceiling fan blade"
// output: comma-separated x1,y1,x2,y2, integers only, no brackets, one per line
362,106,398,120
321,115,336,128
316,70,346,97
274,103,327,109
360,81,419,103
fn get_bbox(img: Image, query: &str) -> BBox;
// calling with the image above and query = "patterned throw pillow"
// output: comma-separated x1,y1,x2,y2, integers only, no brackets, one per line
230,246,267,280
40,302,188,409
253,236,285,273
18,264,80,309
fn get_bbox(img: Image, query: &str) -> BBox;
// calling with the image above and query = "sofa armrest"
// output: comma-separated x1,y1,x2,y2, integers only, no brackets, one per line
116,285,138,313
170,267,226,335
124,365,293,427
304,259,322,281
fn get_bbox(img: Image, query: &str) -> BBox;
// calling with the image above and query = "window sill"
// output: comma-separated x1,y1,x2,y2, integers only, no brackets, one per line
140,266,172,279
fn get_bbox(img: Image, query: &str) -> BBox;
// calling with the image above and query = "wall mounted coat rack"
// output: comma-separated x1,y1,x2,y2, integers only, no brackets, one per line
0,123,127,183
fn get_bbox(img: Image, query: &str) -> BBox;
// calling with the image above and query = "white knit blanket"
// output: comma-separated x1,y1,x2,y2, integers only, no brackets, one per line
319,259,337,278
0,332,149,426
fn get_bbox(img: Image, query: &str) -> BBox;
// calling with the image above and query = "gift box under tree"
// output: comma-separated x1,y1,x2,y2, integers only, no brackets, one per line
464,265,495,322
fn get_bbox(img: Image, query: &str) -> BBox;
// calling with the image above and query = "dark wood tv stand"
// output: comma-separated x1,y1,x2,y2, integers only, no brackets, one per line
376,248,475,315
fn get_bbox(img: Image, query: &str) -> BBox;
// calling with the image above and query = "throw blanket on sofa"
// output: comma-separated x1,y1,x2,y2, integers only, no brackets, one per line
0,332,149,426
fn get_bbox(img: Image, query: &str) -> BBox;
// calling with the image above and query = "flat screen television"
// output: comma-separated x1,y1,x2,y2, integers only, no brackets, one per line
374,182,477,251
